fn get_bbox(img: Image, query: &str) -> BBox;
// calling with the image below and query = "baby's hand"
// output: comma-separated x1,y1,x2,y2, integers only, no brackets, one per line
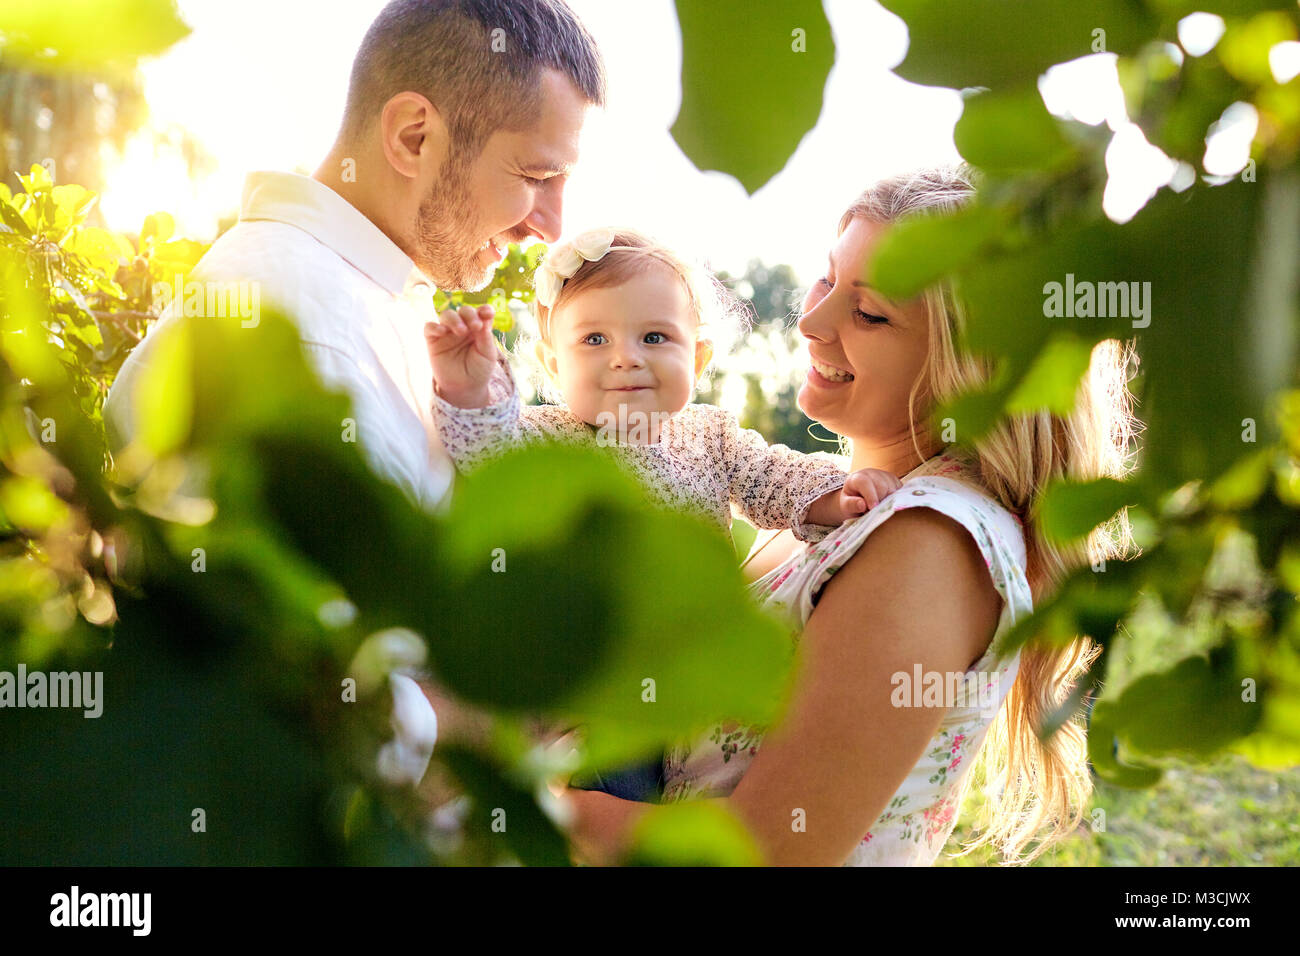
839,467,902,518
425,304,498,408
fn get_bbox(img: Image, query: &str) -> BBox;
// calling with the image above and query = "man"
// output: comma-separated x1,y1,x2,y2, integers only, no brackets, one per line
106,0,605,783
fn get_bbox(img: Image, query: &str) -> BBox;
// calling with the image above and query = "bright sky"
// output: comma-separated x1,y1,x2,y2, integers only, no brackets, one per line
100,1,1257,284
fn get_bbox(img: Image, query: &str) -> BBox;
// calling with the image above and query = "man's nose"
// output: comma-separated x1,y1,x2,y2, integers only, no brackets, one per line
523,182,565,244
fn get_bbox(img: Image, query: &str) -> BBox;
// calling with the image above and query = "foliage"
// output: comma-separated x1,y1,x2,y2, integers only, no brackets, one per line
0,0,190,75
673,0,1300,783
672,0,835,193
0,164,207,425
0,158,781,863
5,0,1299,870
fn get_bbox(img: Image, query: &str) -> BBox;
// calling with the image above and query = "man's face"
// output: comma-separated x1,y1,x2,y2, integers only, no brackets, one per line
414,69,590,291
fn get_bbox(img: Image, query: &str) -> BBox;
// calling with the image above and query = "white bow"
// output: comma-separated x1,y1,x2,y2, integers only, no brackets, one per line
534,227,617,308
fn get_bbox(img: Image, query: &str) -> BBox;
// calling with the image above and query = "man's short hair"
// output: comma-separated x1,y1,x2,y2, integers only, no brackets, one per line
340,0,605,159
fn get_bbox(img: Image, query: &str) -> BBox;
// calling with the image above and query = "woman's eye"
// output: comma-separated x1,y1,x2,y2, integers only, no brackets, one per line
819,276,833,289
582,333,606,345
854,309,889,325
643,332,667,344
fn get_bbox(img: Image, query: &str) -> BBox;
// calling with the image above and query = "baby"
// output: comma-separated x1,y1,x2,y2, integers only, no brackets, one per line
425,227,899,543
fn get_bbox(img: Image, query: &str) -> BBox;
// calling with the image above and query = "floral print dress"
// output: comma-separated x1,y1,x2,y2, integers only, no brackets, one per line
662,452,1034,866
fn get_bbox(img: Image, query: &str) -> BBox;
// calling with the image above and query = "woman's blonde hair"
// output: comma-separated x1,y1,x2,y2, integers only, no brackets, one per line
525,229,748,402
840,166,1139,863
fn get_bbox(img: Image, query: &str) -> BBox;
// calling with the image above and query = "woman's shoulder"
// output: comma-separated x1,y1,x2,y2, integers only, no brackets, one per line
757,461,1033,636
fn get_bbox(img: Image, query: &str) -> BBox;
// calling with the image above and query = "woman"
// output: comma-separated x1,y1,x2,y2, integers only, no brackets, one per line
562,166,1136,866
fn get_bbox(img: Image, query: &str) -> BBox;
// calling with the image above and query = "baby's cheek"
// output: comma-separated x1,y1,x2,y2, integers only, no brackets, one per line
666,359,698,412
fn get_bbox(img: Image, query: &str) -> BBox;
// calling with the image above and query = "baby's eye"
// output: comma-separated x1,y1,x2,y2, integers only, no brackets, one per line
581,333,606,345
643,331,668,344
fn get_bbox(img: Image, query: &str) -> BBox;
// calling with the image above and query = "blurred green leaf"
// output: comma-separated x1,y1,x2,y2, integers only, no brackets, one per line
868,202,1009,300
1039,478,1139,545
880,0,1154,90
0,0,191,73
140,211,175,245
1102,642,1261,758
624,800,762,866
954,88,1075,173
441,746,571,866
1004,333,1095,416
672,0,834,193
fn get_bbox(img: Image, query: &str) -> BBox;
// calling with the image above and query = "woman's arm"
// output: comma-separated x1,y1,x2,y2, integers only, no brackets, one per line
571,507,1003,865
740,528,802,582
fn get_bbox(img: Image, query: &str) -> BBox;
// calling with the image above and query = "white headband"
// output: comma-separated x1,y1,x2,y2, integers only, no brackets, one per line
533,227,618,309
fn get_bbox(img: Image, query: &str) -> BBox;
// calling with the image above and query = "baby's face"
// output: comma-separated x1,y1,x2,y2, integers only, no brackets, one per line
541,264,711,440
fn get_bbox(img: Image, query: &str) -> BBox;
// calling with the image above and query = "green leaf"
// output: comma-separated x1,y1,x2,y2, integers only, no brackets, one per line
151,238,209,284
672,0,834,193
1218,11,1298,86
867,202,1009,300
623,800,763,866
933,380,1011,445
51,184,98,233
880,0,1155,90
0,0,191,74
66,227,135,277
16,163,53,194
1087,699,1164,788
1101,642,1261,758
1004,333,1095,416
440,746,571,866
130,318,193,457
1148,0,1300,15
1038,478,1138,545
0,200,32,238
954,88,1075,174
730,516,757,563
140,211,175,245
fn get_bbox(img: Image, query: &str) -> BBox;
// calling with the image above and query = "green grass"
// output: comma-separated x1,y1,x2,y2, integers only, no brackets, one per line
937,754,1300,866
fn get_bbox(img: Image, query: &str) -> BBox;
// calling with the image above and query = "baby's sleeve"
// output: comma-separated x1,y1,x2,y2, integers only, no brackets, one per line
716,407,847,541
430,356,566,473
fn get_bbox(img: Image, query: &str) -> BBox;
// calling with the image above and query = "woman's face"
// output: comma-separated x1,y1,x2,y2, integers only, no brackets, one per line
796,216,934,447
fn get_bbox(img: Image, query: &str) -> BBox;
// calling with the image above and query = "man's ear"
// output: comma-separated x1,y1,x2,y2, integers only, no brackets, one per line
380,91,446,181
694,337,714,380
535,339,559,380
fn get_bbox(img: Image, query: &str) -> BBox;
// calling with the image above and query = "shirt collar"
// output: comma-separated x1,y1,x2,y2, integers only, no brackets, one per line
239,170,436,298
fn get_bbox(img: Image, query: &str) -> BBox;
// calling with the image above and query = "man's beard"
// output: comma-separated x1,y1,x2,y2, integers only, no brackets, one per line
413,159,497,293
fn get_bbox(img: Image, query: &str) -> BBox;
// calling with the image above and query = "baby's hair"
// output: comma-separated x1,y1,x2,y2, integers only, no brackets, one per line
520,229,750,402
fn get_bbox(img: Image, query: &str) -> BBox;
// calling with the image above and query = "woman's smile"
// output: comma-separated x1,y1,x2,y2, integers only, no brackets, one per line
809,356,855,384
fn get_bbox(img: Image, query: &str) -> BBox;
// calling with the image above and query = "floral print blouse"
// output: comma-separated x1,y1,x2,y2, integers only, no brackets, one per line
430,360,849,541
662,452,1034,866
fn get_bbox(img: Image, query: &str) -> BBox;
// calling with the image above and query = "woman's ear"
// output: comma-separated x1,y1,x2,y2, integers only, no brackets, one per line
535,339,559,380
694,338,715,380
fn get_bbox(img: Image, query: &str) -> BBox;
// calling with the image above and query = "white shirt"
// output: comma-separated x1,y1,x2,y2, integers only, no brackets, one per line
107,170,455,513
106,170,455,784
